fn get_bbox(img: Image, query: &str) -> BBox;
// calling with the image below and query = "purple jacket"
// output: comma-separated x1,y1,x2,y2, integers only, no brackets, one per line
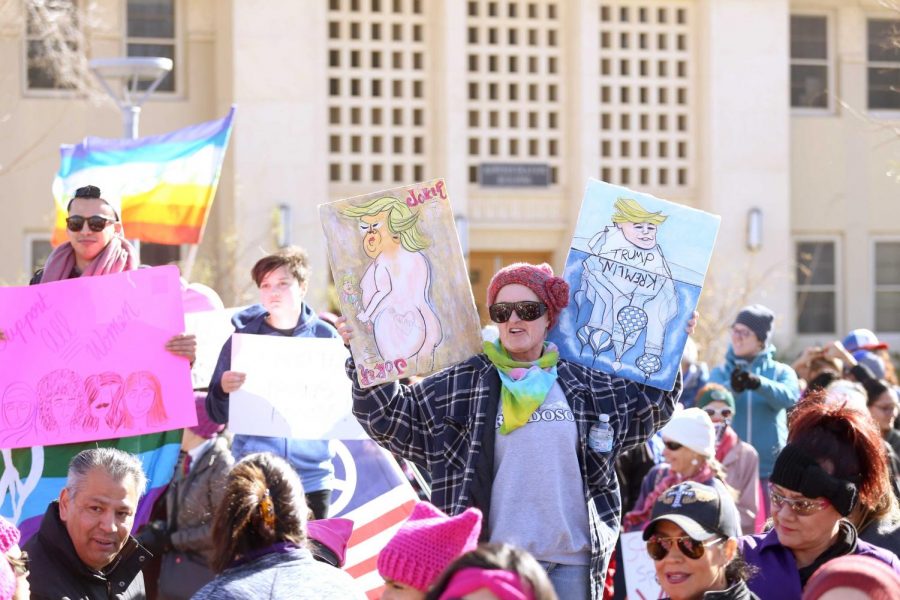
738,529,900,599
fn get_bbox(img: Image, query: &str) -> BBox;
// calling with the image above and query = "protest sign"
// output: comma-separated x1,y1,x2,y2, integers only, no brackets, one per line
228,335,367,439
621,530,664,600
0,266,195,449
549,179,720,390
319,178,482,388
184,308,241,389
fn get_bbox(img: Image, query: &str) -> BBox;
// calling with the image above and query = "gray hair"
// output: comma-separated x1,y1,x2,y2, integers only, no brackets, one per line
66,448,148,499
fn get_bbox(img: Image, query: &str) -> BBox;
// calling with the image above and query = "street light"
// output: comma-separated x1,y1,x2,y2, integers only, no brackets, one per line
88,57,172,140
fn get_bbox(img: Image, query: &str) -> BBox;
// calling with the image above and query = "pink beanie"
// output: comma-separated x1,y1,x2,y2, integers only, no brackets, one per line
189,392,224,439
803,555,900,600
377,502,483,592
487,263,570,328
0,516,21,600
307,517,354,567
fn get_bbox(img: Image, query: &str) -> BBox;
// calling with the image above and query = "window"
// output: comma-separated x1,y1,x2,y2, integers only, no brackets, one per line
140,243,181,267
790,15,829,109
875,241,900,331
126,0,176,92
25,0,79,90
795,240,837,334
867,19,900,110
27,235,53,275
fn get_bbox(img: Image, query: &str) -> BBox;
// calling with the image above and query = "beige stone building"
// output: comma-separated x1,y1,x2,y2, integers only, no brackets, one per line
1,0,898,358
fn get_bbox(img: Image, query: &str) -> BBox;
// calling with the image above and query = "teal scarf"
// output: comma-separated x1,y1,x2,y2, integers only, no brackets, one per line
483,340,560,434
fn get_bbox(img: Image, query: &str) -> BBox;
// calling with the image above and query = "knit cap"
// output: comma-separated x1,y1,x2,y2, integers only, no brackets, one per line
659,407,716,458
189,392,224,439
0,516,21,600
733,304,774,344
377,502,483,592
487,263,570,328
695,383,736,413
803,555,900,600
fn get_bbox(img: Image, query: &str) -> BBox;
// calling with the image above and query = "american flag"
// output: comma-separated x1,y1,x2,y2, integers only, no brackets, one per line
331,440,419,599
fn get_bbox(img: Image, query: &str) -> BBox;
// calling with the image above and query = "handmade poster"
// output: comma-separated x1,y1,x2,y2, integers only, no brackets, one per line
229,335,368,439
0,266,196,449
319,179,482,387
549,179,720,390
621,531,664,599
184,307,243,389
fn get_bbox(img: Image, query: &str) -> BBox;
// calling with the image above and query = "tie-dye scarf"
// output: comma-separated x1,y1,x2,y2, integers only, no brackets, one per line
483,340,559,435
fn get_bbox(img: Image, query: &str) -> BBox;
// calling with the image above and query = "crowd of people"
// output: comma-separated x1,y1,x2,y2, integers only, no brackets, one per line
2,185,900,599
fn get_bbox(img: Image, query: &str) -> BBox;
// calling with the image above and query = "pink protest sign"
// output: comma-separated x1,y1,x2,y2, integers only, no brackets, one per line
0,266,196,449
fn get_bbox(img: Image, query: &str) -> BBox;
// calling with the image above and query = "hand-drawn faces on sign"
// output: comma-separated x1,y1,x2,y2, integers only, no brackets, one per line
37,369,84,434
2,383,36,444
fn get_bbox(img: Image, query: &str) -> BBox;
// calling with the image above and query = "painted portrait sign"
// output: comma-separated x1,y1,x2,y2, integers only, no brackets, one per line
0,266,196,448
319,178,482,387
549,179,720,391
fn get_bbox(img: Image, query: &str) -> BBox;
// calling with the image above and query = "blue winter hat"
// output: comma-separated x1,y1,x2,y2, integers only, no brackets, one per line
853,350,886,379
734,304,775,344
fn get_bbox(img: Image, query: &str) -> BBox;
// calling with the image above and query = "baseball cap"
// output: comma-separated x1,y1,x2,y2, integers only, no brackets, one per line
643,481,741,541
842,329,888,353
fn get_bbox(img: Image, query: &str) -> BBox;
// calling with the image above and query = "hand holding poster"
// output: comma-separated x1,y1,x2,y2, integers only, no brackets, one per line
319,179,482,387
0,266,196,448
549,179,720,390
184,308,240,389
229,335,367,439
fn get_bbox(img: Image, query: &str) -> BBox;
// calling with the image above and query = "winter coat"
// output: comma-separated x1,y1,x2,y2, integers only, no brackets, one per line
24,501,150,600
681,362,710,408
349,353,680,599
721,437,760,534
663,580,758,600
206,303,337,493
709,346,799,478
191,546,363,600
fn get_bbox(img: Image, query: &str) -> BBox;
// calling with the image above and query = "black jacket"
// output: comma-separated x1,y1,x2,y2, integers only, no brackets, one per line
664,580,758,600
23,501,151,600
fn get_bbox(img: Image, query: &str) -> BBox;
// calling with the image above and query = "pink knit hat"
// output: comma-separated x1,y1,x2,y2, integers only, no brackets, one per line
803,555,900,600
377,502,483,592
189,392,224,439
487,263,570,328
0,516,21,600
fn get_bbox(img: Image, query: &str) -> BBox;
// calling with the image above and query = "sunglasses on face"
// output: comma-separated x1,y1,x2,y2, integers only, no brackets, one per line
65,214,116,233
7,550,28,577
646,535,723,561
704,407,733,419
663,440,683,451
769,488,829,516
488,301,548,323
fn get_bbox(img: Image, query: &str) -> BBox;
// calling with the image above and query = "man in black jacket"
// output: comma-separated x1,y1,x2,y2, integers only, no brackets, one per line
24,448,151,599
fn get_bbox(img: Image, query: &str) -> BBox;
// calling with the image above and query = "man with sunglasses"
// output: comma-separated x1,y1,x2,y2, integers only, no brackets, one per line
0,185,196,361
695,384,761,534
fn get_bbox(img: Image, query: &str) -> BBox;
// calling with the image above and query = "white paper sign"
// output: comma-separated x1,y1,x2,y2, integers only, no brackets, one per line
229,334,367,440
621,530,664,600
184,308,239,389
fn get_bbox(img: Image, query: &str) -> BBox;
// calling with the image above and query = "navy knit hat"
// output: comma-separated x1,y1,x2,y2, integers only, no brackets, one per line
734,304,774,344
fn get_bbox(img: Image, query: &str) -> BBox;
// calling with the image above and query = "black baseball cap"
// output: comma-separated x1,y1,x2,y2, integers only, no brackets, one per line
642,481,741,541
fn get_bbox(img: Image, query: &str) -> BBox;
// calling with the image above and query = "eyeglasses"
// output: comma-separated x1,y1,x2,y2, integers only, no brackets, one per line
730,326,753,340
704,407,733,419
65,215,116,233
488,301,548,323
664,440,683,451
769,488,830,516
7,550,28,577
646,535,723,561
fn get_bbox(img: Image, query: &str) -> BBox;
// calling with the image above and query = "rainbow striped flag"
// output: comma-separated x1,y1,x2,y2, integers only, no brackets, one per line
0,431,182,541
51,106,235,246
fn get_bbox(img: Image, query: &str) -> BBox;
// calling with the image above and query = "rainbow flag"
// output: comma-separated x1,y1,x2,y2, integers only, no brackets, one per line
0,431,182,541
51,106,235,246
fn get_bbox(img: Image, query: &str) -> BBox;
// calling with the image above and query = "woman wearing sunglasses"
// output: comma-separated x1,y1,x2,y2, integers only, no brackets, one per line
643,481,757,600
738,395,900,599
695,384,761,535
624,408,733,534
338,262,692,599
0,515,29,600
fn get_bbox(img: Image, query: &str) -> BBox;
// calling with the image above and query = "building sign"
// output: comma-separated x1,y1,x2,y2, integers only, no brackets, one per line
479,163,550,187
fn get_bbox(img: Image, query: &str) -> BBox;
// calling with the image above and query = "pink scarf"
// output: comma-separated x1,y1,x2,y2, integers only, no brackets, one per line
40,236,138,283
715,425,739,464
623,463,715,532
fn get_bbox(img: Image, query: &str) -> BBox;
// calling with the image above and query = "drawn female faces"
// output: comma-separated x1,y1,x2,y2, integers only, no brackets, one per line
1,383,35,443
122,371,167,429
36,369,84,434
78,373,125,434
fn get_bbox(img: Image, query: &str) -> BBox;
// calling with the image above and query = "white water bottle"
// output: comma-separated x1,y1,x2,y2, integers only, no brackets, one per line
589,414,614,453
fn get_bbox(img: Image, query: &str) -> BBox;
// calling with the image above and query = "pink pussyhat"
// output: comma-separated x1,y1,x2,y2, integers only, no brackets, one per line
377,502,483,592
0,516,21,600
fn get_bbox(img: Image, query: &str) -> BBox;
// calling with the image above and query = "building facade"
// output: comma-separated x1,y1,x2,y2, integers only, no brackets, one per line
1,0,898,358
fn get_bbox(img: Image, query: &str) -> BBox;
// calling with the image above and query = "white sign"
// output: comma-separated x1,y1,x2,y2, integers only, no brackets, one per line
184,308,240,389
621,530,663,600
229,335,367,440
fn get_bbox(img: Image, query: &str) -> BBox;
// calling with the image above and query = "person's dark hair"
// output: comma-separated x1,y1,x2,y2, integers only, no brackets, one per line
724,552,758,585
250,247,310,288
210,453,308,573
66,185,119,219
788,391,892,518
862,378,892,407
424,543,558,600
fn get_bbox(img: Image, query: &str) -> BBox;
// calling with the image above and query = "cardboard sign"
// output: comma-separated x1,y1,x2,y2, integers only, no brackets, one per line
621,531,664,600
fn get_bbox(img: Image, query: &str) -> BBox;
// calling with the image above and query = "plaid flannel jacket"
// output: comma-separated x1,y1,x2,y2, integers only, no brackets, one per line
349,354,680,599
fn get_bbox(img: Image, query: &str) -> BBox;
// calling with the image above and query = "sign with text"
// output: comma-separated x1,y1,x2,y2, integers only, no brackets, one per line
0,266,196,449
479,163,551,187
621,531,664,600
184,308,242,390
229,335,367,439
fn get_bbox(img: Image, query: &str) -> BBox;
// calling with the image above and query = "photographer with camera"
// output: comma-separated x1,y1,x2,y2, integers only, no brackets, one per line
709,305,799,518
